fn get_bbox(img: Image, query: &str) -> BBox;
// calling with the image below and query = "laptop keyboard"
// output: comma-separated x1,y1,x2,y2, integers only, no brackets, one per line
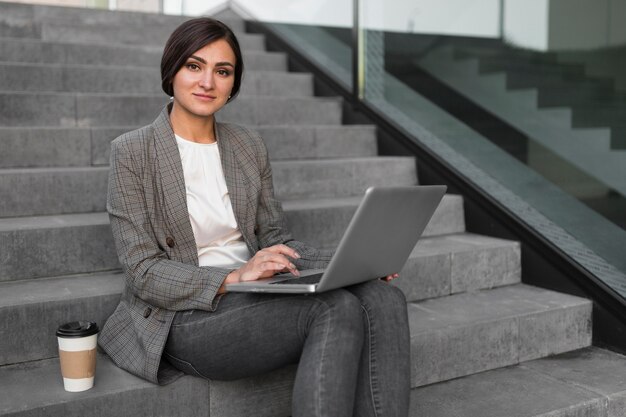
271,273,324,285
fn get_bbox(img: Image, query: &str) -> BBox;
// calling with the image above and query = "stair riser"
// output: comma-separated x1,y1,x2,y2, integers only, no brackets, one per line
273,158,417,202
0,17,254,48
258,126,378,161
0,125,378,169
397,239,521,301
0,222,119,282
410,302,592,387
0,2,240,30
0,94,343,127
0,65,313,96
537,87,617,107
571,108,626,127
0,292,121,366
39,23,263,48
0,158,414,217
455,48,558,64
0,128,94,168
286,195,463,250
0,168,109,217
0,39,287,71
506,72,612,90
478,60,584,77
0,196,463,282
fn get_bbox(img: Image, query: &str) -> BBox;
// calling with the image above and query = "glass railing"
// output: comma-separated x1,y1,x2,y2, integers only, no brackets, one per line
256,0,626,298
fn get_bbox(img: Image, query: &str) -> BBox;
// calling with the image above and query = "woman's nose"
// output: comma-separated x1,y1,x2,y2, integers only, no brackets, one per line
198,72,214,89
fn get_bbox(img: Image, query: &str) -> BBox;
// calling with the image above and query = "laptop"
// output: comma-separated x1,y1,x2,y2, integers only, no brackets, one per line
226,185,447,294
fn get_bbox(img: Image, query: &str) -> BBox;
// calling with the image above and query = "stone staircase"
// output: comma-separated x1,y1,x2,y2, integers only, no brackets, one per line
416,42,626,198
0,3,625,416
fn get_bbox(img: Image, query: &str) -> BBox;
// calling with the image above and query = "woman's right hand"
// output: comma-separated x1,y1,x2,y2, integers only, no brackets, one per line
223,244,301,288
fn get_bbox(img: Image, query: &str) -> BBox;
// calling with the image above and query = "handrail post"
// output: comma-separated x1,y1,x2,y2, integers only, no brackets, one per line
352,0,363,104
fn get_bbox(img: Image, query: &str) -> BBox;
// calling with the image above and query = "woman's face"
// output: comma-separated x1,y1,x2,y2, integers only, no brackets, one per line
171,38,236,120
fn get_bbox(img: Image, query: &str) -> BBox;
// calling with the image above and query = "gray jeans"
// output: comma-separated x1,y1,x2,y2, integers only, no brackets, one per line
163,280,410,417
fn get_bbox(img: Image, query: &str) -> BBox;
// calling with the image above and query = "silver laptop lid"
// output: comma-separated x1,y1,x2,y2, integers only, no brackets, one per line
315,185,447,292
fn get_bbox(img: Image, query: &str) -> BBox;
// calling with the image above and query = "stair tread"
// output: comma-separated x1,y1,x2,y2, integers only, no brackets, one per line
0,354,206,416
0,271,123,307
410,347,626,417
0,212,108,231
3,347,621,417
408,284,589,332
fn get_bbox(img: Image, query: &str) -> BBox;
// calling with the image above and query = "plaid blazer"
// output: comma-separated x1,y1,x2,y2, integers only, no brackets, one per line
100,106,333,384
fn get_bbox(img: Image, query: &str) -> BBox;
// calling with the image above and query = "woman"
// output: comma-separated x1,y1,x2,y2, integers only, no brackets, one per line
100,17,410,417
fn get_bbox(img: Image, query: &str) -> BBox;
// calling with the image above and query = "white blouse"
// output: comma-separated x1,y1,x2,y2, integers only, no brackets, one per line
175,134,250,268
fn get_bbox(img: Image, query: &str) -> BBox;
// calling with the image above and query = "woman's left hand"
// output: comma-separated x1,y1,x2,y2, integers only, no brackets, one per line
382,273,399,282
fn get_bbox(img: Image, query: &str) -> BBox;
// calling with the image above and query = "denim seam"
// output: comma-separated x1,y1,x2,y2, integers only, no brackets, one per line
361,304,381,417
313,298,331,417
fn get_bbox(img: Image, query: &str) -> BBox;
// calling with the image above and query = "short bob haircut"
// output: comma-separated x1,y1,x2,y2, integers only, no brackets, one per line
161,17,244,101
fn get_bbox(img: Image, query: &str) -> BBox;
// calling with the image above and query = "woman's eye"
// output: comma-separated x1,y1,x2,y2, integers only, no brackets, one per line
186,63,200,71
217,69,231,76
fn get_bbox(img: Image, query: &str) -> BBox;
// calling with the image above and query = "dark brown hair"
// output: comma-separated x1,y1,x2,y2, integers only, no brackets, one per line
160,17,244,100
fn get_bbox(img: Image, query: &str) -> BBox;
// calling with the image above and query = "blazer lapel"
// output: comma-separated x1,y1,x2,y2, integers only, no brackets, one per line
152,106,198,265
216,122,250,245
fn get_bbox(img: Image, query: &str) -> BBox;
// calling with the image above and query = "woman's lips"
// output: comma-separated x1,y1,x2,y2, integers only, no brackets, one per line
193,93,217,101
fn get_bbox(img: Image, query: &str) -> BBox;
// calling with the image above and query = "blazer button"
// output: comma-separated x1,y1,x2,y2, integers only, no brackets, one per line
143,307,152,318
166,237,175,248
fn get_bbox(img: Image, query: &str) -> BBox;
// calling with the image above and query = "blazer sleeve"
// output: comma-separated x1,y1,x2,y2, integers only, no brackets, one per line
107,136,229,312
253,134,334,270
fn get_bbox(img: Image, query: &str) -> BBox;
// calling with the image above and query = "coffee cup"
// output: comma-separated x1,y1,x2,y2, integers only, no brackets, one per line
56,321,99,392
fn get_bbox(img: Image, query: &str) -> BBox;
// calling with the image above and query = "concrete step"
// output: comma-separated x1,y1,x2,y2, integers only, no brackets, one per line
479,59,585,78
408,284,591,387
0,232,517,365
271,156,417,201
536,83,619,107
505,70,613,91
1,3,244,32
0,157,415,217
395,233,520,302
0,92,343,127
0,212,118,282
571,104,626,127
454,46,559,65
0,195,463,281
0,284,592,416
0,63,310,96
0,354,210,417
0,37,288,70
5,348,622,417
0,124,378,168
0,166,109,217
36,22,264,49
410,347,626,417
248,125,379,160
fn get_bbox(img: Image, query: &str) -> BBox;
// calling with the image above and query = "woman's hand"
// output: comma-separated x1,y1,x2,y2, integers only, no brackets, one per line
226,244,301,285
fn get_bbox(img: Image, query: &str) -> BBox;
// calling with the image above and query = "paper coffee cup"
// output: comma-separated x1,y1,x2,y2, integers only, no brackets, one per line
56,321,99,392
